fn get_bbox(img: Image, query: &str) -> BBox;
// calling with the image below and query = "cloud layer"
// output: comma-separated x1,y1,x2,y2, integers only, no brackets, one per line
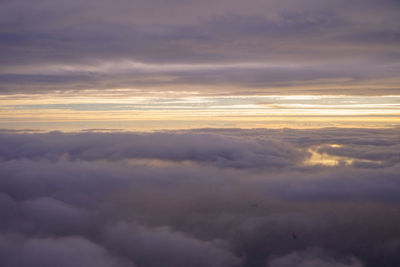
0,0,399,94
1,128,400,266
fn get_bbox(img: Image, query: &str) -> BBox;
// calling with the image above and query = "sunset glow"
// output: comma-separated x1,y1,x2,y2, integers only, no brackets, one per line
1,0,400,266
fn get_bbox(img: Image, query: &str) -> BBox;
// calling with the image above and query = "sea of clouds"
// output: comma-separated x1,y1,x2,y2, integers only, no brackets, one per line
0,127,399,267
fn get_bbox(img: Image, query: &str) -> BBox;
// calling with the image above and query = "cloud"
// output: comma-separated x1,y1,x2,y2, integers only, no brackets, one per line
268,247,363,267
0,235,131,267
0,131,306,169
103,222,240,267
0,128,400,266
0,0,399,94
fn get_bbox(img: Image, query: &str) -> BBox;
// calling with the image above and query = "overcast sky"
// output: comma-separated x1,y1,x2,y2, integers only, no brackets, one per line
0,0,399,95
0,0,399,131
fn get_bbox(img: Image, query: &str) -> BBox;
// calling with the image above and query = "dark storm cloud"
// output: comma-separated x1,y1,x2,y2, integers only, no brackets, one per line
1,128,400,266
0,0,399,93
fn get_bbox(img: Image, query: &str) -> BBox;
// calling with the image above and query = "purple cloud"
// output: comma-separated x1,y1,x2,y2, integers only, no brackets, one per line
0,128,400,266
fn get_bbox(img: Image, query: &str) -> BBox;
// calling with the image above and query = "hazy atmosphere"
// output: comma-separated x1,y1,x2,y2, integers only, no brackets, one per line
1,0,399,266
1,0,399,130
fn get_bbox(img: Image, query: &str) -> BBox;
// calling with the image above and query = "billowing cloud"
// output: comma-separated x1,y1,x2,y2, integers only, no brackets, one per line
0,131,306,169
268,248,363,267
103,222,240,267
0,128,400,266
0,235,131,267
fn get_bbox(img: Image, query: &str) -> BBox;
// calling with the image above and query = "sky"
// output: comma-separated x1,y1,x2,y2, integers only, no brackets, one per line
1,1,400,267
0,0,399,130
